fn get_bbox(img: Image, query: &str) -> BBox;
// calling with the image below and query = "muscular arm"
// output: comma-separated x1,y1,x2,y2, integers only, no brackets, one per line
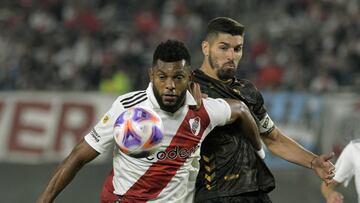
37,138,100,203
224,98,262,150
262,127,316,167
262,127,335,183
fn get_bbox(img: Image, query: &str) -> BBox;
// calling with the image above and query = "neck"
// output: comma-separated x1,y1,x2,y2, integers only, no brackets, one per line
200,60,219,80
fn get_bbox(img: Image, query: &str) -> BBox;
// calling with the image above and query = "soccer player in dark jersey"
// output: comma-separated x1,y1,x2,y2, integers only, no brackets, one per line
192,17,336,203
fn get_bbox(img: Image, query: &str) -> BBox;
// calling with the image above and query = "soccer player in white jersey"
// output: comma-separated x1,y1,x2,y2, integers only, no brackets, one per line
36,39,263,203
321,139,360,203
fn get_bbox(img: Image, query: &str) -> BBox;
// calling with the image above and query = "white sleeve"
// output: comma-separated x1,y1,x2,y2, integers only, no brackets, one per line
84,97,125,154
333,142,355,187
203,98,231,129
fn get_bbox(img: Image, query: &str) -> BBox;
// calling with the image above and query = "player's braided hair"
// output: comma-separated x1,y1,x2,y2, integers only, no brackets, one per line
205,17,245,40
152,39,191,67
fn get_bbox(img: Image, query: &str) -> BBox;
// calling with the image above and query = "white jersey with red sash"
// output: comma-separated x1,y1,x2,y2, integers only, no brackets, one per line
85,83,231,202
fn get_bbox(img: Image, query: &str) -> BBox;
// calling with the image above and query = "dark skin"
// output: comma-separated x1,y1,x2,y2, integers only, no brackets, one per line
149,59,189,113
36,138,99,203
36,59,262,203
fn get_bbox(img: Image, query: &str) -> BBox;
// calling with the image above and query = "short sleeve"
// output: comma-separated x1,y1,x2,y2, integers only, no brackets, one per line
234,79,275,134
203,98,231,129
84,97,125,154
333,142,355,187
237,79,267,118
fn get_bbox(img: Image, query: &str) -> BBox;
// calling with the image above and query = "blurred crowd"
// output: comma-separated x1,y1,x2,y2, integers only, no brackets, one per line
0,0,359,93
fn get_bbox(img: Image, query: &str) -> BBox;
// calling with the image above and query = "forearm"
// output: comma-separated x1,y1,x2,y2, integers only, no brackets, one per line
238,110,262,150
224,99,262,150
321,181,338,199
227,99,262,150
37,138,99,203
263,127,316,168
37,156,86,202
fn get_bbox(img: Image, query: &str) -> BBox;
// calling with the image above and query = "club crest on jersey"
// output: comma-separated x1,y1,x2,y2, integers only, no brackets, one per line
189,117,201,136
101,114,110,124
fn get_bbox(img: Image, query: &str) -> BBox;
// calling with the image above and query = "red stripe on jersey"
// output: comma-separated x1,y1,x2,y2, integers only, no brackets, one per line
100,169,118,203
122,104,210,202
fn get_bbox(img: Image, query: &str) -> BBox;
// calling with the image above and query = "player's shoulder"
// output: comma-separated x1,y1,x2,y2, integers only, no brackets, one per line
236,79,259,92
201,98,231,124
202,97,229,110
202,97,226,103
116,90,148,109
351,138,360,143
350,138,360,148
234,78,263,105
341,139,360,154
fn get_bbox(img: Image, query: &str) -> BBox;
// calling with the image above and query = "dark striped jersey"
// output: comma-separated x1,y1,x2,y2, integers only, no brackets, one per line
192,69,276,202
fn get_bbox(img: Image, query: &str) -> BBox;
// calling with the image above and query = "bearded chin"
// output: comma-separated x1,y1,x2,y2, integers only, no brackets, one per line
217,68,235,81
209,54,235,81
152,86,187,113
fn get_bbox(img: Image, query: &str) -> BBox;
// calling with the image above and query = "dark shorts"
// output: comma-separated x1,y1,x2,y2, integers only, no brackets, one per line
197,192,272,203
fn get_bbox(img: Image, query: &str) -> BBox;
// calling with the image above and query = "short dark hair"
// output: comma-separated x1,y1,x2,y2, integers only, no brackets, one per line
205,17,245,40
152,39,191,67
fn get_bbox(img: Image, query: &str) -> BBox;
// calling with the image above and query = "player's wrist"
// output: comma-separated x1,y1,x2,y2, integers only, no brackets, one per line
310,156,317,169
327,191,344,202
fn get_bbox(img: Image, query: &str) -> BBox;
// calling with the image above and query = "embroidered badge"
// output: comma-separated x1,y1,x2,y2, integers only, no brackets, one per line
189,117,201,136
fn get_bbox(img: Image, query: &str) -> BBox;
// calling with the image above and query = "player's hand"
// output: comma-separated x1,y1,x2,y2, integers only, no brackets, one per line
326,191,344,203
312,152,335,184
188,82,202,110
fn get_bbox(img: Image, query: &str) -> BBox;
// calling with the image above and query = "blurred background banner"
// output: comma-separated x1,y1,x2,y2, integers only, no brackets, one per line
320,93,360,154
0,92,115,163
1,91,359,165
263,91,322,168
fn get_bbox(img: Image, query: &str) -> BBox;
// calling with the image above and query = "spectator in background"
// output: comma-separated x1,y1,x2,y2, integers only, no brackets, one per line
0,0,358,92
321,139,360,203
310,69,339,93
256,55,284,90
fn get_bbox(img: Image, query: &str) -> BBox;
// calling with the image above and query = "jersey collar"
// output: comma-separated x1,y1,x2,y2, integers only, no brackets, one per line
146,83,197,109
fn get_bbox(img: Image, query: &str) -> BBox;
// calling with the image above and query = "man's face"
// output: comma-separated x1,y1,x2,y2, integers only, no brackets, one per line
150,59,190,113
207,33,244,81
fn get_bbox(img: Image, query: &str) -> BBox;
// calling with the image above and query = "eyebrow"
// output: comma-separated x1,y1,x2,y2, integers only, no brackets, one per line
218,42,230,46
173,70,187,75
154,69,166,74
154,68,186,74
218,42,243,46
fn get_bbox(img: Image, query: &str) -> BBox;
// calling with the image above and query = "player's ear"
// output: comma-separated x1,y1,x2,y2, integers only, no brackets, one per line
202,41,209,56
